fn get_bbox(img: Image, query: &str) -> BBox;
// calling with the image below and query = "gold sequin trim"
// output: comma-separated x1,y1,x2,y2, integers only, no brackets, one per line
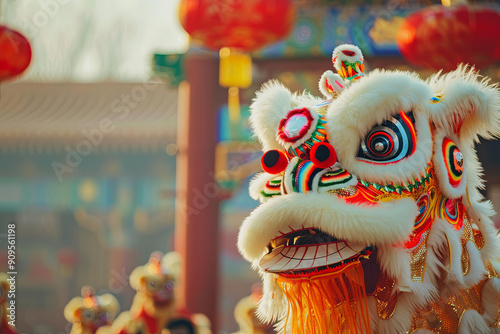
473,228,485,250
373,272,400,320
460,216,475,277
483,260,499,279
410,229,431,283
410,279,489,333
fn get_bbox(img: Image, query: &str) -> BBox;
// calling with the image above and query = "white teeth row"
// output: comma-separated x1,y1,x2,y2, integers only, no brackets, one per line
258,241,366,273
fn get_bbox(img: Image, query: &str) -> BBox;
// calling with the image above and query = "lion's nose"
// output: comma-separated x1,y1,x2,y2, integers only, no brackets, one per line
261,141,338,175
310,142,337,169
261,149,288,174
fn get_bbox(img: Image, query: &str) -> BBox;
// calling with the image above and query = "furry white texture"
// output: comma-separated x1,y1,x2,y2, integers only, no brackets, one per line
278,108,319,149
257,272,287,325
332,44,364,71
482,277,500,326
282,156,298,194
318,70,345,98
161,251,181,279
466,200,500,261
242,65,500,333
326,69,433,185
249,172,281,201
426,65,500,145
250,81,322,152
129,252,179,291
375,218,449,322
237,193,417,262
441,220,467,290
458,311,495,334
64,294,119,323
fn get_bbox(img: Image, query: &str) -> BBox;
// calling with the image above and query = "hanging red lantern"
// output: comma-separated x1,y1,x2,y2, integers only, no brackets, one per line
0,25,32,82
178,0,296,141
397,4,500,72
178,0,295,52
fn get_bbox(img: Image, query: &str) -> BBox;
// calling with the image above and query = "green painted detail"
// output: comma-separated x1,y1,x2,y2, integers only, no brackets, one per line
319,175,352,187
261,190,279,198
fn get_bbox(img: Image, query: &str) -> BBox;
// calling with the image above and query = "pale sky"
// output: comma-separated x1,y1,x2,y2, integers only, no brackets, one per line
1,0,189,82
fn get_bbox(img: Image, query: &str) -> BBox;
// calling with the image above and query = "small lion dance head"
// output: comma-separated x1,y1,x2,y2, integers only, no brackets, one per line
64,286,119,334
238,45,500,334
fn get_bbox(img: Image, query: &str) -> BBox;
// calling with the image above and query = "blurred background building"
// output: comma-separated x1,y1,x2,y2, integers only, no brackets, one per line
0,0,499,333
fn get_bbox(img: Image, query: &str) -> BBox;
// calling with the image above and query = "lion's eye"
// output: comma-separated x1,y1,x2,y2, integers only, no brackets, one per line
84,310,94,319
357,111,416,164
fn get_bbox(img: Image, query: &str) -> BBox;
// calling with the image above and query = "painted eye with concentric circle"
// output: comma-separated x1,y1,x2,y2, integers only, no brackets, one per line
357,111,417,164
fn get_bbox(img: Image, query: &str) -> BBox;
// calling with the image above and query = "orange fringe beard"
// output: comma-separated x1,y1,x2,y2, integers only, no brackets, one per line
277,261,371,334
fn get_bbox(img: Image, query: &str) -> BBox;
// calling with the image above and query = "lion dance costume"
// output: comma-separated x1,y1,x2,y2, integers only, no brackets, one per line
64,286,119,334
237,44,500,333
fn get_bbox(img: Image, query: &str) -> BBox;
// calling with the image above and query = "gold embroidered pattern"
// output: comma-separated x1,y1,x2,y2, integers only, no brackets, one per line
460,216,474,276
410,229,431,283
373,272,400,320
410,279,489,333
473,227,485,250
483,261,500,329
483,260,499,279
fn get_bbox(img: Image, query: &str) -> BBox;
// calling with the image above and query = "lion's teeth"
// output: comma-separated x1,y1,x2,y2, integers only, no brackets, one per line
259,241,367,273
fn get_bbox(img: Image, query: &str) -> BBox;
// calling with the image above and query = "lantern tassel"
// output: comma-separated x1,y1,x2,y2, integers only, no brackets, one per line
228,87,240,139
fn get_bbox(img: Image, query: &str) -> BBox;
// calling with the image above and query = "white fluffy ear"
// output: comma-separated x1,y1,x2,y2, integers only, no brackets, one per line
426,65,500,143
161,251,182,279
64,297,84,322
319,70,345,98
100,294,120,318
129,265,147,290
250,81,294,152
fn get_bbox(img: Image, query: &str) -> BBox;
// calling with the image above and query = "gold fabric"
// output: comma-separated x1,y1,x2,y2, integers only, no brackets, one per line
373,272,400,320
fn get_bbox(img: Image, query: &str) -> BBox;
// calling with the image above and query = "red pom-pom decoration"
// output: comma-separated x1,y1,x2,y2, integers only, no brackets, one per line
261,150,288,174
310,142,337,169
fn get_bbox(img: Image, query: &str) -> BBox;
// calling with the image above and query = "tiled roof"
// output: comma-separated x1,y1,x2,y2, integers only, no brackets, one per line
0,82,177,151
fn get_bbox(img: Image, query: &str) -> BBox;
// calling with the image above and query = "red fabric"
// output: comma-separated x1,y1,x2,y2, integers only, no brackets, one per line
0,318,19,334
137,307,157,334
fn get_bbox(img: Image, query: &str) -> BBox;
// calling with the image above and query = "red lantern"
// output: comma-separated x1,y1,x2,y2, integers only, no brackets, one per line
0,26,32,82
397,5,500,71
178,0,296,52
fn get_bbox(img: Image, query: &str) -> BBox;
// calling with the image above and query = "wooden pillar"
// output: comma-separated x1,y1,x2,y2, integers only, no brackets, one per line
175,54,221,332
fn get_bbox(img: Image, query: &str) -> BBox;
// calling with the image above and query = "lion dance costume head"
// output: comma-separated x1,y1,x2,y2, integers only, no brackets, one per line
64,286,119,334
127,251,181,334
237,44,500,333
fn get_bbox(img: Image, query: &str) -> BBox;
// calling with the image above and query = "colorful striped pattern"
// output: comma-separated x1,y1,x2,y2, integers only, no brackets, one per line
435,196,463,230
319,169,352,188
286,116,328,160
260,178,282,198
442,138,462,187
293,160,323,193
338,61,365,81
399,111,417,156
312,100,332,116
429,93,444,104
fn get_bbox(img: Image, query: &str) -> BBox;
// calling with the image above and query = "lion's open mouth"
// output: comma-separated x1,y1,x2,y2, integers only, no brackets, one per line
259,228,374,278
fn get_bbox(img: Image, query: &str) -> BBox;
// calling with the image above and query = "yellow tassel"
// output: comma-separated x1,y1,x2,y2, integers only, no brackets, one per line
228,87,240,138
